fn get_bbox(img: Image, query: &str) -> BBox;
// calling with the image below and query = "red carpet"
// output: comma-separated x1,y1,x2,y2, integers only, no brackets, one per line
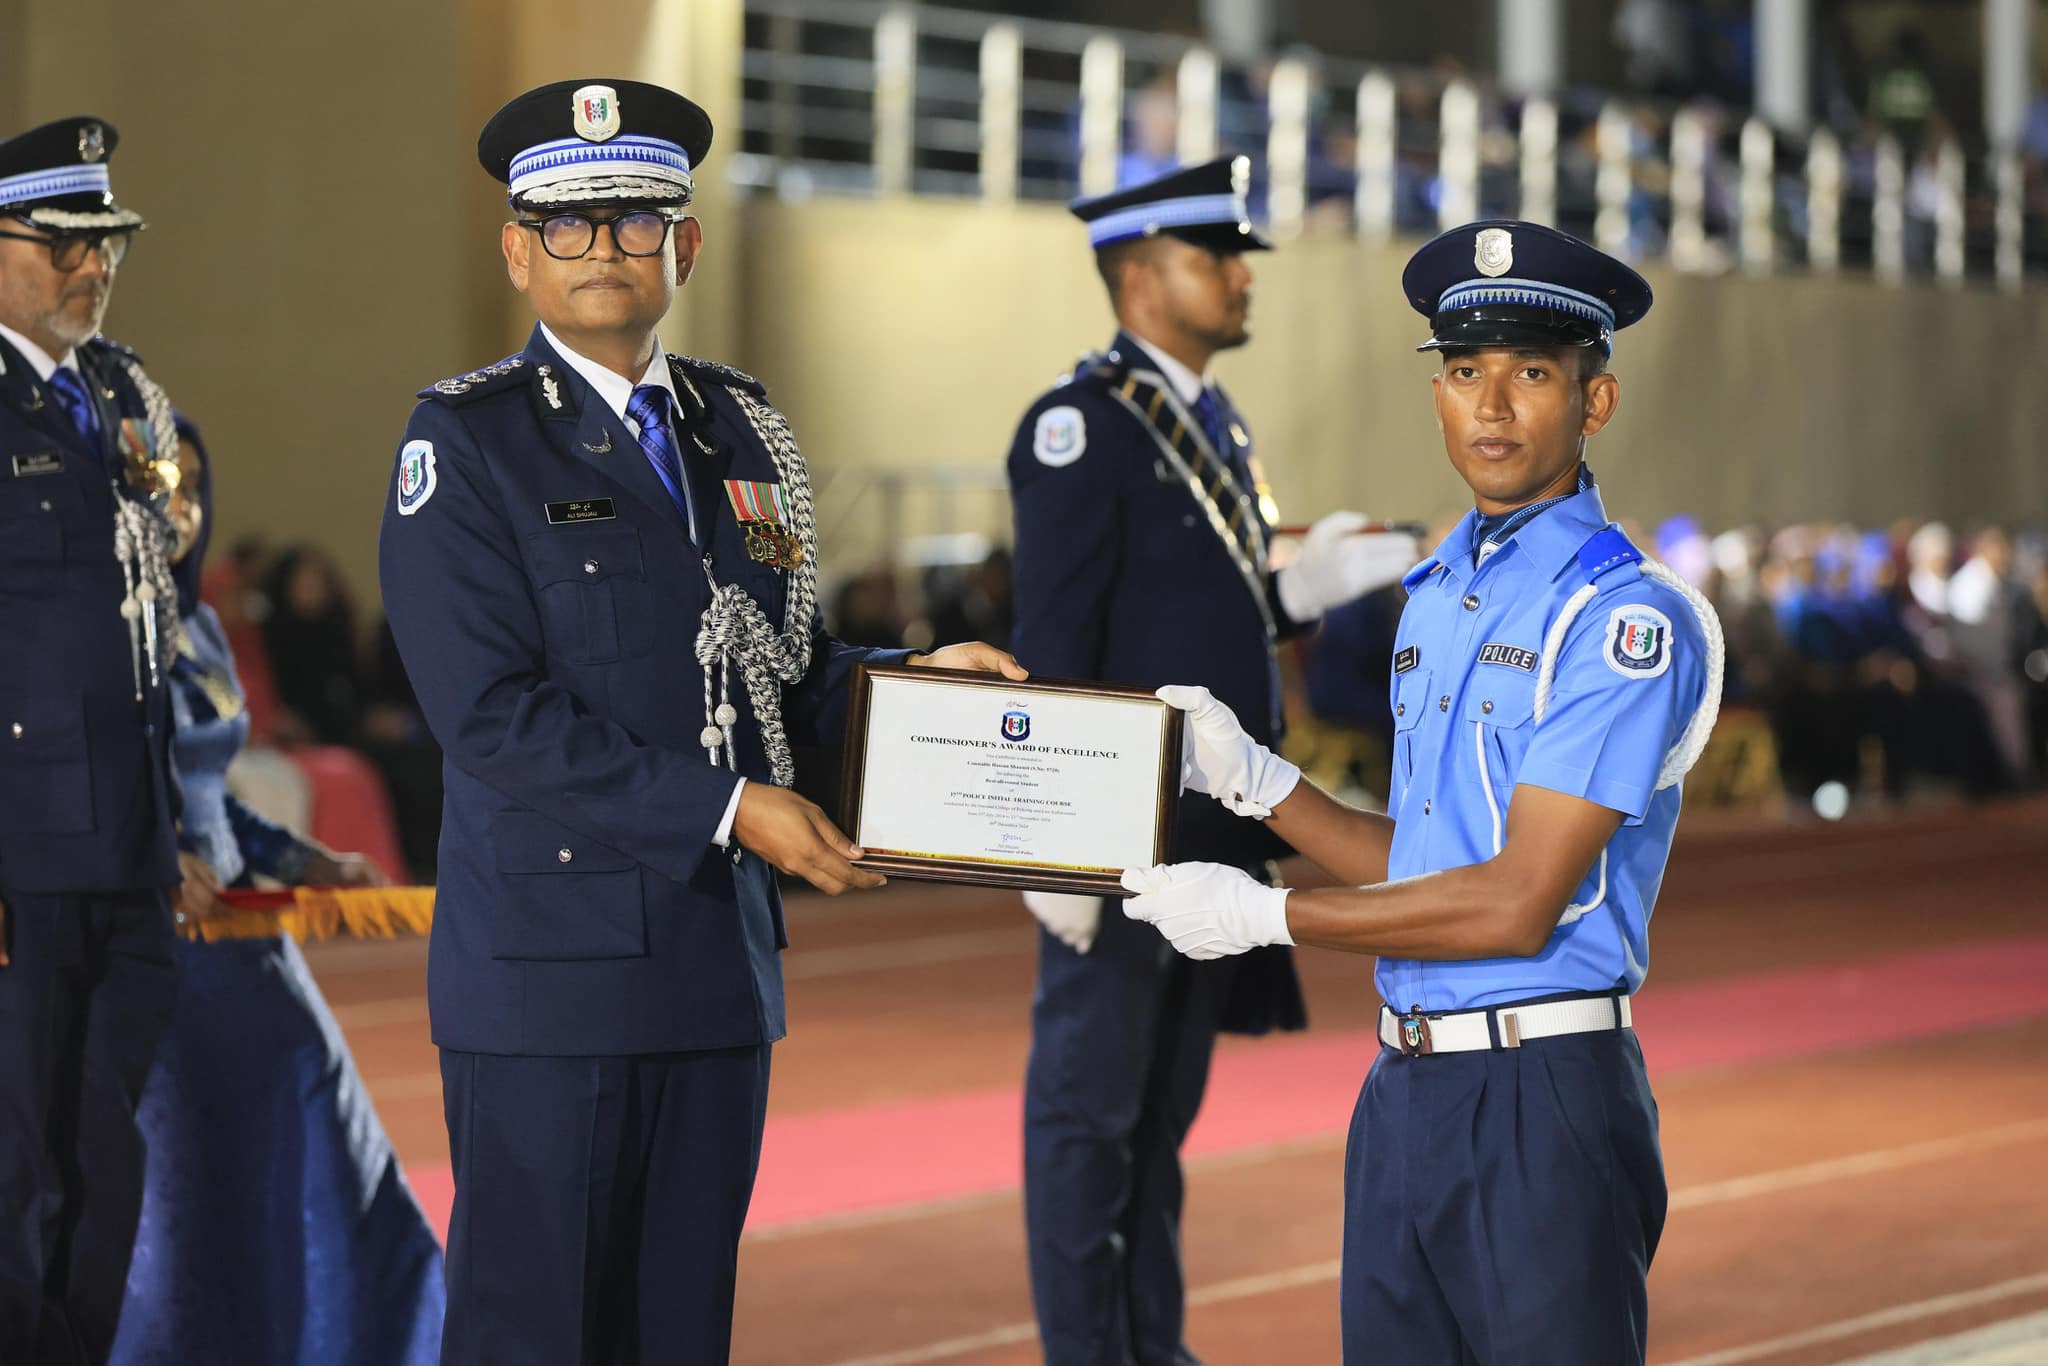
402,933,2048,1243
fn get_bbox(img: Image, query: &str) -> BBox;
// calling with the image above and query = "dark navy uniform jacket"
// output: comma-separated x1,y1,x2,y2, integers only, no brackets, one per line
0,332,178,895
1007,332,1307,872
379,325,898,1058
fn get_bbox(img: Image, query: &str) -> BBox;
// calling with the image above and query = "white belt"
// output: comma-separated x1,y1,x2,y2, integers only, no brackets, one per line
1378,996,1632,1056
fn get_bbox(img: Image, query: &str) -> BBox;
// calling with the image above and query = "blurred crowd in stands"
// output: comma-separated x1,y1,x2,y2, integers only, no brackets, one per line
829,520,2048,822
202,515,2042,891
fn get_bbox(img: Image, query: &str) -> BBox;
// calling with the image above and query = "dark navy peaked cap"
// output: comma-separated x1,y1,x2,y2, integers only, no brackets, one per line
1403,219,1651,356
1069,156,1271,255
479,79,713,211
0,116,144,230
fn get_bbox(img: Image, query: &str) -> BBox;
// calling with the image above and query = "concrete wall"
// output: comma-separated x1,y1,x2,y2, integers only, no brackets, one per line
734,194,2048,573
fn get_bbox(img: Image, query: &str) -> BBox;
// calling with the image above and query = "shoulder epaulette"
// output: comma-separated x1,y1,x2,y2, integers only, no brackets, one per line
418,353,529,404
1576,525,1643,585
1401,557,1443,593
672,354,766,399
1059,348,1127,391
81,334,143,366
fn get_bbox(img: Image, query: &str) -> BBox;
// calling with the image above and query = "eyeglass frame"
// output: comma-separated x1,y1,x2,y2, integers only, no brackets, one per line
514,207,692,262
0,219,135,271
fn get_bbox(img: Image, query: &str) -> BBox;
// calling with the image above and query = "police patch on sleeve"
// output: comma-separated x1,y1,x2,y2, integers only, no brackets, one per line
1604,603,1673,679
1032,405,1087,467
396,440,438,516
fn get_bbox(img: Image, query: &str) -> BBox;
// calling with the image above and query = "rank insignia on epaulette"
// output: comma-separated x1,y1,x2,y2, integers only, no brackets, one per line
724,478,801,568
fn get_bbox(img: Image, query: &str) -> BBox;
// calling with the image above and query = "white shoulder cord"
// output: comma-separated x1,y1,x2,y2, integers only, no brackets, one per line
1477,558,1725,927
691,387,821,788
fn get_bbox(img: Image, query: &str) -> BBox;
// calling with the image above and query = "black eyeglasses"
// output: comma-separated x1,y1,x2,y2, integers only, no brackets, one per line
516,210,686,261
0,224,133,271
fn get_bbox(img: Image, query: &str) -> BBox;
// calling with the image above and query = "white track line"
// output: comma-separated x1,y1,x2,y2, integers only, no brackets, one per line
1660,1276,2048,1366
815,1118,2048,1365
1831,1309,2048,1366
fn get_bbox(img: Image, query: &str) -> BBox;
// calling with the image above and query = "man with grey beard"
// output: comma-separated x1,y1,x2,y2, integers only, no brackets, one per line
0,116,185,1366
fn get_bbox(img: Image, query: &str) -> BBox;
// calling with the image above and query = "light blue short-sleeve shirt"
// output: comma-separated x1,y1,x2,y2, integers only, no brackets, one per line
1375,484,1708,1013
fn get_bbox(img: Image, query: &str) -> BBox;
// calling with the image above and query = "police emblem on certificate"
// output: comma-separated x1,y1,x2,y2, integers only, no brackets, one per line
839,665,1183,895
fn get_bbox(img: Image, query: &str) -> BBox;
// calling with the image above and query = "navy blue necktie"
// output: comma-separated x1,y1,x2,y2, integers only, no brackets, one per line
1191,387,1249,485
48,366,101,451
626,384,698,540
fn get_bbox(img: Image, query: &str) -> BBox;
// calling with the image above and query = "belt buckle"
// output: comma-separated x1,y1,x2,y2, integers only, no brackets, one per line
1397,1005,1434,1057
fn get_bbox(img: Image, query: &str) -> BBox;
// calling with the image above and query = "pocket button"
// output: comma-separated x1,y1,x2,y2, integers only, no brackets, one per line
557,847,573,864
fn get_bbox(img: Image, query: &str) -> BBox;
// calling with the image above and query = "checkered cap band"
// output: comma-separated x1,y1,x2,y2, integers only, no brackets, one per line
1436,277,1618,331
507,135,693,205
1086,192,1248,248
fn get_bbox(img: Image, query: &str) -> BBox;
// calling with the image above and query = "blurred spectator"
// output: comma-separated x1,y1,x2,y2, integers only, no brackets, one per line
927,547,1014,655
1949,527,2031,782
1612,0,1694,100
261,546,365,745
832,565,908,649
360,618,445,883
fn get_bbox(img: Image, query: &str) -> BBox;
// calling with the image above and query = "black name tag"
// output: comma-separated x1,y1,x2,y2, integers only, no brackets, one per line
10,452,63,478
545,498,616,525
1477,642,1538,672
1393,645,1420,675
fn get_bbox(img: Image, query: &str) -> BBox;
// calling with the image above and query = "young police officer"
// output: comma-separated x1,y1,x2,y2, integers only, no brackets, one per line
1123,220,1723,1363
379,80,1018,1364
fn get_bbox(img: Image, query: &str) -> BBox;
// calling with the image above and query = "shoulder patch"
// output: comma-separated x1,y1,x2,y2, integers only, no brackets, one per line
1033,405,1087,467
673,355,766,399
395,439,438,515
418,353,527,404
1604,602,1673,679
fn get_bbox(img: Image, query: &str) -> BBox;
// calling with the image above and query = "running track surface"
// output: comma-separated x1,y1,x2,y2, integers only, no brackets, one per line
311,797,2048,1363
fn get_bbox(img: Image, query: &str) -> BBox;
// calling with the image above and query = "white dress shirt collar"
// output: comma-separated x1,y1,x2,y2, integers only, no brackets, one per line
539,323,679,432
0,320,76,382
1125,333,1211,406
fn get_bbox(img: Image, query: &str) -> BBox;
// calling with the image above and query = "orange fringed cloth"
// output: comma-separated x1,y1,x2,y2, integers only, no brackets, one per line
177,887,436,943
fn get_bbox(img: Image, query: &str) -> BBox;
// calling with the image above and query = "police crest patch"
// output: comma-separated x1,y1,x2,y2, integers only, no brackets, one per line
1000,709,1031,742
1032,405,1087,467
573,84,621,142
396,440,438,516
1604,603,1673,678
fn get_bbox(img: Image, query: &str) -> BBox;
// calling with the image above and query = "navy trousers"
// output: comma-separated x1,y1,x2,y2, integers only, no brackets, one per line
0,889,176,1366
1023,898,1236,1366
1340,1025,1666,1365
438,1043,772,1366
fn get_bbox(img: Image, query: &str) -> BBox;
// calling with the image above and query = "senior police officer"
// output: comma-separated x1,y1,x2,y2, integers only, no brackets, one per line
1006,157,1418,1364
0,118,185,1365
378,80,1021,1364
1122,221,1724,1363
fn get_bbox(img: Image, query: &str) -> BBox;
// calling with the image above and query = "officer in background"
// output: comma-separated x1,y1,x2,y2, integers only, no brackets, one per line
1006,157,1418,1364
0,118,184,1365
379,80,1020,1364
1123,221,1724,1363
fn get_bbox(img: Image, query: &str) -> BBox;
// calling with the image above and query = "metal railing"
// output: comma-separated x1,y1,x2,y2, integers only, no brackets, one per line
734,0,2044,291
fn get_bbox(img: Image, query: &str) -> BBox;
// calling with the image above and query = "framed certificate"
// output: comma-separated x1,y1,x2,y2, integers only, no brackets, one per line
838,664,1182,895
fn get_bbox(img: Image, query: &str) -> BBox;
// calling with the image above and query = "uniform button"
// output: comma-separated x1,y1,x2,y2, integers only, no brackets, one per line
39,499,51,512
144,723,155,736
557,847,573,863
1462,594,1481,611
731,847,743,866
9,722,20,739
1394,703,1405,717
1439,695,1450,712
1182,514,1197,528
583,559,599,575
1423,799,1432,814
1481,700,1494,714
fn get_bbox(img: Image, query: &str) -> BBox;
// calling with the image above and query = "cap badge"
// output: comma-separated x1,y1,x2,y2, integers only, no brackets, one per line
1474,226,1513,277
78,123,107,163
572,85,621,143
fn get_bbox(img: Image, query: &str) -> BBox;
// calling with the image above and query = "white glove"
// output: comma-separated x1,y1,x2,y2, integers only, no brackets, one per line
1157,684,1300,818
1120,863,1292,961
1023,891,1102,954
1276,511,1422,622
